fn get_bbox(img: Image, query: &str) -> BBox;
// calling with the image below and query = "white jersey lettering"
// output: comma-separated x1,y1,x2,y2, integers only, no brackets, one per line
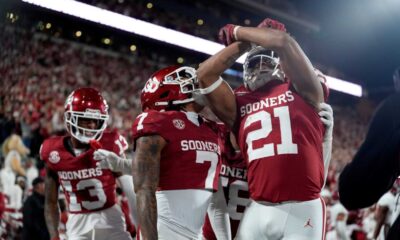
240,90,295,117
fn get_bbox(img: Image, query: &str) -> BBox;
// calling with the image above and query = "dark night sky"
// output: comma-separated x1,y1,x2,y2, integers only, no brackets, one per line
293,0,400,97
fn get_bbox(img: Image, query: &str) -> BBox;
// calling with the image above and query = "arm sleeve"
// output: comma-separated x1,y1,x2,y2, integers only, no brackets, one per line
339,94,400,209
117,175,138,226
322,137,333,186
206,179,231,240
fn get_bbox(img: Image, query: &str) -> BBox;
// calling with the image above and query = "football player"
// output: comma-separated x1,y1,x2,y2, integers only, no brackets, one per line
41,87,134,240
201,128,249,240
93,66,231,240
201,102,334,240
196,18,331,239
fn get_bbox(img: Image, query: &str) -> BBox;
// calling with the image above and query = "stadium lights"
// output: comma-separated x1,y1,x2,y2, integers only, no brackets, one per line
75,30,82,37
177,57,184,64
130,44,137,52
22,0,363,97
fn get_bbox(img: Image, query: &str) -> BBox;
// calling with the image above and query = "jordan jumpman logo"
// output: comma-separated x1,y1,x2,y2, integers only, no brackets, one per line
304,218,313,228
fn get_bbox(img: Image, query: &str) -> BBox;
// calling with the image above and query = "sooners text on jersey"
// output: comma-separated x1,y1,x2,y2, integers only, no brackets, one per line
40,131,127,213
132,110,221,191
234,80,325,203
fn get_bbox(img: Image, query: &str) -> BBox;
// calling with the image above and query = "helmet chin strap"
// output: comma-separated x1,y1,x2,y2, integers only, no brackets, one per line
192,91,206,107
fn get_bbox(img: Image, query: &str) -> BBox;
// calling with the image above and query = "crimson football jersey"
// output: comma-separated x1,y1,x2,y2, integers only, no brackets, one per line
132,110,221,191
40,131,128,213
233,80,326,203
203,152,249,239
202,126,250,239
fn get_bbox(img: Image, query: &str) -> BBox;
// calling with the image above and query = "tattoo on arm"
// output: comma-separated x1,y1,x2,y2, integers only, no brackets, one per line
132,135,165,240
221,42,251,68
44,166,60,238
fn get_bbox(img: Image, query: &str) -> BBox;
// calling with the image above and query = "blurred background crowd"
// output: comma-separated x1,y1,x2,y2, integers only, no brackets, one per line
1,0,399,239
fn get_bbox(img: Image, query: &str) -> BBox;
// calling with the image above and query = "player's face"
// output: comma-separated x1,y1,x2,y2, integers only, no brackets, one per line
244,53,283,91
77,117,101,137
247,56,276,83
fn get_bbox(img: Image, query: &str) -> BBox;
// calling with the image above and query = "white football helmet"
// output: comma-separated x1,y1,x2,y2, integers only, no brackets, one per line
243,46,284,91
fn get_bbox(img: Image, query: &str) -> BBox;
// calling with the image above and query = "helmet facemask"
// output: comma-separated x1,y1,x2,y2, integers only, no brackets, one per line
64,109,109,144
243,47,284,91
163,66,204,106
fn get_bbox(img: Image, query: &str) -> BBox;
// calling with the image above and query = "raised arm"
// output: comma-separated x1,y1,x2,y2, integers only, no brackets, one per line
132,135,166,240
44,165,60,239
236,27,324,109
234,26,324,107
197,42,251,128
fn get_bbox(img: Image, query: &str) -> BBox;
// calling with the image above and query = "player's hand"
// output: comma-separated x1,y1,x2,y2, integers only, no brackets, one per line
89,139,102,150
93,149,120,170
218,24,239,46
93,149,132,175
257,18,286,32
319,103,334,140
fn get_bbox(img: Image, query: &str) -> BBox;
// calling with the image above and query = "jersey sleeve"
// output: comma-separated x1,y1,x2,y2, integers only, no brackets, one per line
377,193,393,207
131,110,169,149
112,132,128,156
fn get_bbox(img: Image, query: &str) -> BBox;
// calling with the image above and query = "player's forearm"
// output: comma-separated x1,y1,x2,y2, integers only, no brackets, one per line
44,203,60,238
136,189,158,240
235,27,287,51
197,41,250,88
116,157,133,175
322,138,332,184
207,181,231,240
118,175,138,226
132,136,163,240
237,27,323,105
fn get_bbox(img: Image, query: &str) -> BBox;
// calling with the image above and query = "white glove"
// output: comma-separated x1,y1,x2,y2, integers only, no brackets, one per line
319,102,334,186
319,102,333,141
93,149,132,175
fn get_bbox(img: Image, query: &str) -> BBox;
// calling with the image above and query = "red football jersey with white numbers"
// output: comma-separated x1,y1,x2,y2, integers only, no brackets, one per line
233,80,325,203
203,153,249,240
202,127,250,239
40,131,128,213
132,110,221,191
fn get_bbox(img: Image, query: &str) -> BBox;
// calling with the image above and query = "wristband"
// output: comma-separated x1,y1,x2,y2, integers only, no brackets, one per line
199,77,224,95
233,26,241,40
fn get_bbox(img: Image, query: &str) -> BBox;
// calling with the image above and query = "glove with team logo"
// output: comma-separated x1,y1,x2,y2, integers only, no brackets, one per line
257,18,287,32
93,149,132,175
218,24,241,46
